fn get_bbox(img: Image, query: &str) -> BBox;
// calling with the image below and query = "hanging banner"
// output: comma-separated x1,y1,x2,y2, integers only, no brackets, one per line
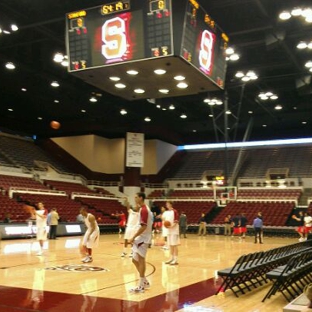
126,132,144,167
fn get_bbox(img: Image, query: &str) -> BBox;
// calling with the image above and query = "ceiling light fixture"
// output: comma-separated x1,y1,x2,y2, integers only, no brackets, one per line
169,105,175,110
127,70,139,75
279,7,312,23
275,105,283,110
89,96,97,103
109,76,121,81
258,92,278,100
115,83,126,89
134,88,145,94
51,81,60,87
279,11,291,20
177,82,188,89
235,70,258,81
120,109,127,115
144,117,151,122
159,89,169,94
5,62,15,69
174,75,186,81
204,98,223,105
180,114,187,118
21,88,27,92
154,69,166,75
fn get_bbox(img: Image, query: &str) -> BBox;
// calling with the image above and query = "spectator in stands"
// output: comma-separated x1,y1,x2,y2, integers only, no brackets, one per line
164,201,180,265
198,213,207,236
224,214,232,236
112,211,127,234
153,212,162,233
179,211,187,238
49,208,59,239
232,214,241,238
292,211,306,242
253,214,263,244
121,198,139,258
240,213,248,239
3,213,11,223
304,212,312,240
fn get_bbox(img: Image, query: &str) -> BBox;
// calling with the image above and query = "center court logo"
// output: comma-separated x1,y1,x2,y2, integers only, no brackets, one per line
45,265,109,272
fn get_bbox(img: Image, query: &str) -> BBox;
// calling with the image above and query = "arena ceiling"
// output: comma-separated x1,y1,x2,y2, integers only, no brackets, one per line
0,0,312,145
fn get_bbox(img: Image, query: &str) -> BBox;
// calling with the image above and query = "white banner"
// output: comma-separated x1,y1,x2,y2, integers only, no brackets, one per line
126,132,144,167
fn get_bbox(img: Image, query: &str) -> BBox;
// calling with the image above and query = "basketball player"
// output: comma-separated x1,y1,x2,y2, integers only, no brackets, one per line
128,192,153,293
32,202,48,256
121,198,139,257
80,207,100,263
163,201,180,265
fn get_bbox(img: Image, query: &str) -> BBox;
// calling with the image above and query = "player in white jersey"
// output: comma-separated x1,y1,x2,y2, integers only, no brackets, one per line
121,198,139,257
80,207,100,263
128,192,153,293
32,202,48,256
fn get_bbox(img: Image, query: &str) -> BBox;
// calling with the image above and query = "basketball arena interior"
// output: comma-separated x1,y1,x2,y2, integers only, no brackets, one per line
1,0,312,311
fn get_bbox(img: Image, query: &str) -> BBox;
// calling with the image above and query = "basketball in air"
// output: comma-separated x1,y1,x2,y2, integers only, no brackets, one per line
164,220,171,228
23,205,35,214
50,120,61,130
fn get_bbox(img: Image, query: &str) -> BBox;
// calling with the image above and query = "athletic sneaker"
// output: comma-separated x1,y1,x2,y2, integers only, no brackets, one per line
82,256,93,263
165,259,174,264
170,260,178,265
121,252,127,257
129,285,145,293
129,253,133,258
143,281,151,289
36,251,43,256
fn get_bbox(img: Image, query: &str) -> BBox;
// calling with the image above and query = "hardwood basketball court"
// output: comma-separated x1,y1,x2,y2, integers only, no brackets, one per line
0,233,295,311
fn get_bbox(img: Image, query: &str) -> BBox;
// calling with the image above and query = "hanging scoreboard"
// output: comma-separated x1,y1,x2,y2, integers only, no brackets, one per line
66,0,173,71
65,0,228,99
180,0,228,88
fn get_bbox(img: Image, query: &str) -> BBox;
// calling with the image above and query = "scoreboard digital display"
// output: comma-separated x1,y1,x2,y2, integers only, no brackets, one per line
180,0,228,88
66,0,173,71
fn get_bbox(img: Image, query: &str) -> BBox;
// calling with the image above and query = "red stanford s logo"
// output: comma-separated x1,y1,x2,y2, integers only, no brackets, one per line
102,17,127,60
199,30,215,75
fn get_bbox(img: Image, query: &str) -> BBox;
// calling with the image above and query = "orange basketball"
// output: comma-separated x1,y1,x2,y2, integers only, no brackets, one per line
23,205,35,214
164,220,171,228
50,120,61,130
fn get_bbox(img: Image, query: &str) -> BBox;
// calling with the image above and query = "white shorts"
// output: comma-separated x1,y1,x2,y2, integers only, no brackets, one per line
36,227,47,241
83,228,100,249
132,240,149,260
167,234,180,246
124,226,137,240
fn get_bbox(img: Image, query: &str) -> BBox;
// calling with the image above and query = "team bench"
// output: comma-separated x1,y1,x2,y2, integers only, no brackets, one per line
215,240,312,297
262,249,312,302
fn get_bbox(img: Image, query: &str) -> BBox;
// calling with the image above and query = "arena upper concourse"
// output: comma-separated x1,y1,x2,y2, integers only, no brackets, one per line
1,0,312,312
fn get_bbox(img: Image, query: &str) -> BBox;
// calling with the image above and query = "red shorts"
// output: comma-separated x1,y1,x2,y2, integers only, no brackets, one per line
154,221,162,228
297,226,305,233
240,227,247,233
119,220,126,227
233,227,241,234
305,226,312,234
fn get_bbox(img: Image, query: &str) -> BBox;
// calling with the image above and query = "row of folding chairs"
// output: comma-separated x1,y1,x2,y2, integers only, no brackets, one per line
262,249,312,302
216,240,312,297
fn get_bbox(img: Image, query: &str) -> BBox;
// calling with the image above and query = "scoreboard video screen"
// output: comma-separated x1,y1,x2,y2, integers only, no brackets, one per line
180,0,228,88
66,0,173,71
